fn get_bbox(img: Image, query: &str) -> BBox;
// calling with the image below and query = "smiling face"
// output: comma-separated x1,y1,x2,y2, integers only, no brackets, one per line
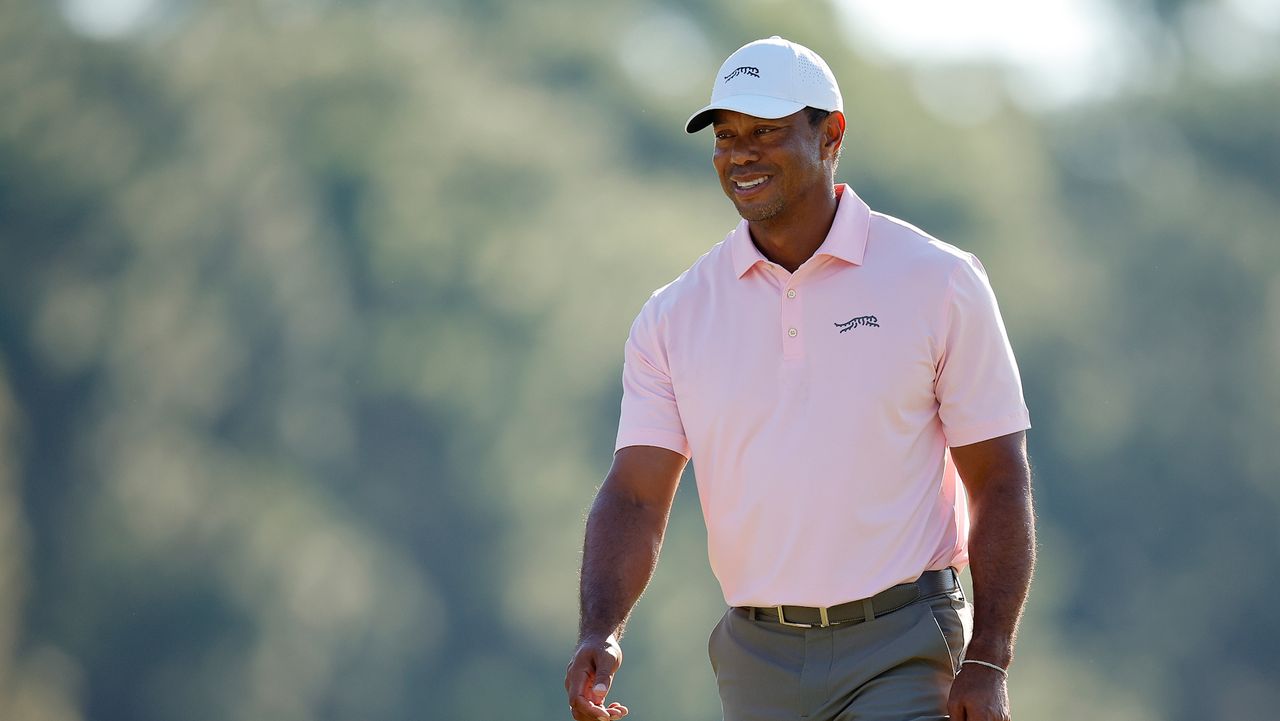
711,108,842,223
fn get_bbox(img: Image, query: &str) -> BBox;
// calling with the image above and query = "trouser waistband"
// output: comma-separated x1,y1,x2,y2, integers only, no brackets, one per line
738,568,960,628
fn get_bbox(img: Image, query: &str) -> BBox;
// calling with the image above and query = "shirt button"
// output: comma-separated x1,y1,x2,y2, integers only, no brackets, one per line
786,289,797,299
788,328,798,337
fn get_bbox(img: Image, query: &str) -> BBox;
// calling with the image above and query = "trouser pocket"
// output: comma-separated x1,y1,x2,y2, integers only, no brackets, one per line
925,591,973,676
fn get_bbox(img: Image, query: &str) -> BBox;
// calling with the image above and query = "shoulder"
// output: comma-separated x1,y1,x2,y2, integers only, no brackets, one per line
867,211,979,275
634,231,734,324
863,212,1001,324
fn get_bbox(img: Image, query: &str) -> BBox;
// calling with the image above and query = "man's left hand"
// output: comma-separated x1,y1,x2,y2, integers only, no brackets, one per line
946,664,1011,721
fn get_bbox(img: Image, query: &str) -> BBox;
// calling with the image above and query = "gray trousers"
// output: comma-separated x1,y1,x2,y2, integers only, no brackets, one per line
708,589,972,721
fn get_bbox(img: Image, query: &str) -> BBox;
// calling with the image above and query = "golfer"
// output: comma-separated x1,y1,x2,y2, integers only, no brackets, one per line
566,36,1033,721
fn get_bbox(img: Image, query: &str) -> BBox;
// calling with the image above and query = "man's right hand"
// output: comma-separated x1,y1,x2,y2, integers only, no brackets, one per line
565,634,629,721
568,446,685,721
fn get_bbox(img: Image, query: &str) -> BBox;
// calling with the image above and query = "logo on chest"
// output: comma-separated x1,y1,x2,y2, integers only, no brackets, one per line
835,315,879,333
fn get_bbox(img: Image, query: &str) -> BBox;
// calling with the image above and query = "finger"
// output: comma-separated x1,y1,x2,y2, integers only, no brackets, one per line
567,666,592,703
569,694,610,721
605,703,629,719
570,706,607,721
578,670,601,703
591,681,610,704
590,653,619,703
565,665,593,712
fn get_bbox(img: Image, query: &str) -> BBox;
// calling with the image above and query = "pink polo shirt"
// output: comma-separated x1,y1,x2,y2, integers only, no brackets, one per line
615,184,1030,607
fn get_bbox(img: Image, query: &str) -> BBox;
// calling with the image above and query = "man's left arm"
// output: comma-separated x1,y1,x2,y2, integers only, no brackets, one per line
947,429,1034,721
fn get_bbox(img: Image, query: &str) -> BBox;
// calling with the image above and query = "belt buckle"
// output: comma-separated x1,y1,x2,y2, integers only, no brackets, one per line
774,605,831,628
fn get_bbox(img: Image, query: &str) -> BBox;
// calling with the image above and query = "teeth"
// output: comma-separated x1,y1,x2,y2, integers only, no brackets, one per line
735,177,767,189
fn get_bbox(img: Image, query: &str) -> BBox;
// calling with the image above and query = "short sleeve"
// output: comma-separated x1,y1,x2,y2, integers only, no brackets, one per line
935,253,1031,447
614,299,692,458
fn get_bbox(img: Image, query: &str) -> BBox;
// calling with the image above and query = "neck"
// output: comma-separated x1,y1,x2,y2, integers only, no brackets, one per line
747,183,839,274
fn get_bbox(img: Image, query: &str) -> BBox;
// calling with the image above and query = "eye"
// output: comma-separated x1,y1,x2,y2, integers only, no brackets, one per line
755,126,776,135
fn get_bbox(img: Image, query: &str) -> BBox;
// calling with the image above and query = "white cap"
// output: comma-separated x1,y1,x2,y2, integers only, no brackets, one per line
685,36,842,134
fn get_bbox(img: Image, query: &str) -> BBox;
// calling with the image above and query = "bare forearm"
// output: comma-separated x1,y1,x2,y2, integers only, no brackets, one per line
577,486,670,641
965,473,1035,668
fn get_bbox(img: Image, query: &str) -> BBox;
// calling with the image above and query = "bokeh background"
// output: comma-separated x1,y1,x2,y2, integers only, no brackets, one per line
2,0,1278,719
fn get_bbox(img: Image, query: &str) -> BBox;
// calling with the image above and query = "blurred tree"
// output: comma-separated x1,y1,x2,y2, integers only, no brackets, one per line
0,0,1276,720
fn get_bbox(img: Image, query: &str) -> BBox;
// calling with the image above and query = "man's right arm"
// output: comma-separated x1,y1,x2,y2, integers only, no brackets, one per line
565,444,687,721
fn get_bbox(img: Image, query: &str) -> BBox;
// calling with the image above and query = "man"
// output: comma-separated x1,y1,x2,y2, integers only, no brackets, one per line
565,37,1033,721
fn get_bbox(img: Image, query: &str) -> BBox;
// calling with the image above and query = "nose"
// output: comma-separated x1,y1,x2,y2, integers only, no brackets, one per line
726,135,760,166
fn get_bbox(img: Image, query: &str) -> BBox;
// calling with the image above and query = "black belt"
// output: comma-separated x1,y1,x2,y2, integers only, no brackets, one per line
739,568,960,629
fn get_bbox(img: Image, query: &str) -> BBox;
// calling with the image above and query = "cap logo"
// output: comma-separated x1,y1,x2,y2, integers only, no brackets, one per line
723,66,760,82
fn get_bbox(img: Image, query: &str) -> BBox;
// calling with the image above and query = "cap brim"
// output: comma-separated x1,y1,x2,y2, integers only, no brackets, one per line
684,95,807,134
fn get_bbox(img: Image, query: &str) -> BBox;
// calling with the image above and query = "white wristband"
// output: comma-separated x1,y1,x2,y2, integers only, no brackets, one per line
961,659,1009,677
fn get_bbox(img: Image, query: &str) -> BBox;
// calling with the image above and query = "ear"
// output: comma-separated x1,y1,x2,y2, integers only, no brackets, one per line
822,111,846,160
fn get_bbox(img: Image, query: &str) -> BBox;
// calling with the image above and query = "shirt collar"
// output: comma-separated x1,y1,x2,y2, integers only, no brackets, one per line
730,183,872,279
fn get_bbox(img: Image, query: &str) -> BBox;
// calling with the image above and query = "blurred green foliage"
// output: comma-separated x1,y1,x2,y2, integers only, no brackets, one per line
1,0,1277,719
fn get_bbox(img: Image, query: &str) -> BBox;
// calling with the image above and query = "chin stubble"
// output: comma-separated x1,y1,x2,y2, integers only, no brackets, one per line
735,195,784,222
